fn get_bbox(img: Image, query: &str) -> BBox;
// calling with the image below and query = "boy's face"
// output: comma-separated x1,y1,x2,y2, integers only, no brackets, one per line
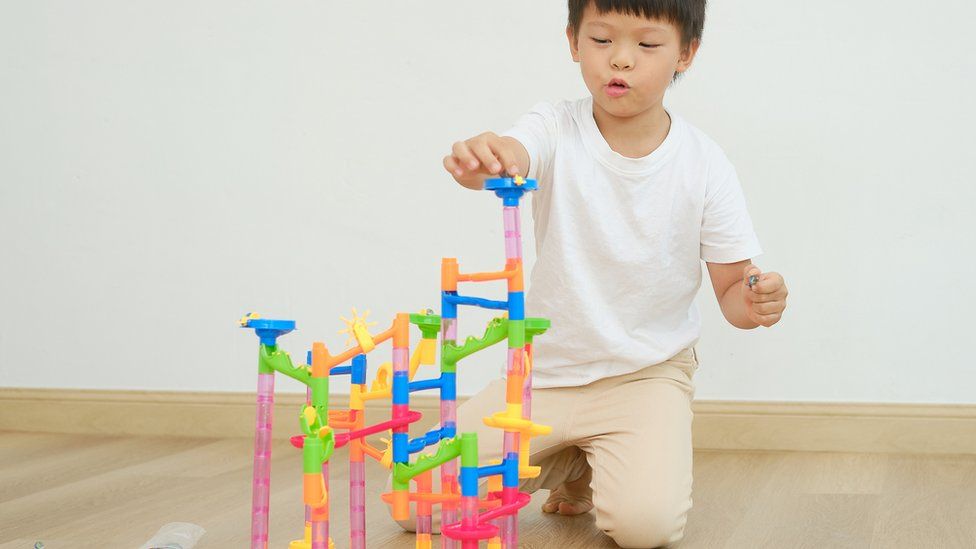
567,5,699,121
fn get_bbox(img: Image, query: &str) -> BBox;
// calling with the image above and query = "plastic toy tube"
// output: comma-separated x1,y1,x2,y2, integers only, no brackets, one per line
251,372,274,549
415,470,433,549
314,462,330,549
349,411,366,549
391,313,412,520
502,203,524,548
441,303,460,548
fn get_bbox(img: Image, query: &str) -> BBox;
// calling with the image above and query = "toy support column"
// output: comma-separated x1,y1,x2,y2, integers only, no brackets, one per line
247,319,296,549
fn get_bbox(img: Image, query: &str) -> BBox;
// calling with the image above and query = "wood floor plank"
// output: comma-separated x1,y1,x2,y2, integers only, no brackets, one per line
3,434,976,548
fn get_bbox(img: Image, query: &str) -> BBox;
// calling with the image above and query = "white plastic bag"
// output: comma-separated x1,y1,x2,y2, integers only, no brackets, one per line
138,522,206,549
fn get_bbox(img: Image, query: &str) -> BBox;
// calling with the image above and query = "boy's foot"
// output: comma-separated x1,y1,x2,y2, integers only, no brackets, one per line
541,468,593,516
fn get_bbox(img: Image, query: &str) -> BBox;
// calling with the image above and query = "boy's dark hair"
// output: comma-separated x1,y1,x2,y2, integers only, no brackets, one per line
567,0,706,48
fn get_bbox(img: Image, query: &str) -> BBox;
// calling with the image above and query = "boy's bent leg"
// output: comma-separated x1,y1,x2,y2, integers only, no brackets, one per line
578,350,697,549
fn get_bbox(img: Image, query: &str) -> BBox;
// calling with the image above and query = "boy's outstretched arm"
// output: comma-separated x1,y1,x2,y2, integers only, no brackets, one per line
443,132,530,190
706,260,788,329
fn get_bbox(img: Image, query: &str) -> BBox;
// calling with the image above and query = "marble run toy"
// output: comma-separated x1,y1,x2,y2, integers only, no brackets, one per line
241,177,550,549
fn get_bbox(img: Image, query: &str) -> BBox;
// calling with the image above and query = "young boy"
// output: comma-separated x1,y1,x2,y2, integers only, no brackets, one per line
407,1,789,547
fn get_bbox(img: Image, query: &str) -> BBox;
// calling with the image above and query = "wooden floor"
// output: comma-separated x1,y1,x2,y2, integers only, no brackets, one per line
2,432,975,548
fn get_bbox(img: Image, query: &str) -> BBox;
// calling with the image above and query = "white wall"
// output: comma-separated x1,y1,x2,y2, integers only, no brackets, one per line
1,1,973,403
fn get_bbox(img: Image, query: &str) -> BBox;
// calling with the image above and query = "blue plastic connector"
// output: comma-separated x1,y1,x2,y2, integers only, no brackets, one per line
441,372,457,401
409,376,444,393
392,371,409,405
485,177,537,206
443,292,508,311
392,432,409,463
508,292,525,321
242,318,296,347
351,354,367,384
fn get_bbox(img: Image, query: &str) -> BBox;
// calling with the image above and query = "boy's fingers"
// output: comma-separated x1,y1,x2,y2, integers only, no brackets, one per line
471,141,501,174
490,141,519,176
743,264,762,291
752,300,784,315
750,311,782,327
748,289,785,303
753,272,785,294
443,155,464,177
452,141,479,170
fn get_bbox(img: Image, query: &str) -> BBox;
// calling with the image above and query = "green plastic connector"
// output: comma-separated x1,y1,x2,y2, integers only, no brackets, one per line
392,436,462,484
460,433,478,468
310,377,328,409
524,317,550,344
410,312,442,340
507,320,525,348
259,344,311,384
442,317,510,371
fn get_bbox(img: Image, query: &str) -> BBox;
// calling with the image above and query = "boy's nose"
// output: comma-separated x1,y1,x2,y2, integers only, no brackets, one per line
611,53,633,70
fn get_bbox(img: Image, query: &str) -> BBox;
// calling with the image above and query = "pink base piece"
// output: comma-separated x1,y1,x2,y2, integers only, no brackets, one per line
442,491,531,542
288,410,423,449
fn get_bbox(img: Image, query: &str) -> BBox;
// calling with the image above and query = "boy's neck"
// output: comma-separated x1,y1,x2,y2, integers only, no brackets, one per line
591,101,671,159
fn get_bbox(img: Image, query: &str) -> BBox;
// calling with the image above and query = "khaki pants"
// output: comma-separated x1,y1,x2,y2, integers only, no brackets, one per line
390,347,698,549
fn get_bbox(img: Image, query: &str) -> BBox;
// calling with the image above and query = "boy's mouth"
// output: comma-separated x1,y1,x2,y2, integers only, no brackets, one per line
605,78,630,98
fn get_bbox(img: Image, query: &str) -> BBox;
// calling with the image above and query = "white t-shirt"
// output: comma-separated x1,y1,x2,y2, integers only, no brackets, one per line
502,96,762,388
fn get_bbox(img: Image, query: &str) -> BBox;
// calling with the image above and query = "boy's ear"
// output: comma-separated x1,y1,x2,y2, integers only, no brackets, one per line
566,26,581,62
676,38,701,74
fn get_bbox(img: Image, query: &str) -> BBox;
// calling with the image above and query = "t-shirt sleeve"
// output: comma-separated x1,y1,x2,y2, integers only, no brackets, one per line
499,102,558,182
700,155,763,263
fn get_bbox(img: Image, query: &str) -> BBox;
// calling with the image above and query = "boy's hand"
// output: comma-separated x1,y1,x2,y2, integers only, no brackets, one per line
743,265,788,327
443,132,528,190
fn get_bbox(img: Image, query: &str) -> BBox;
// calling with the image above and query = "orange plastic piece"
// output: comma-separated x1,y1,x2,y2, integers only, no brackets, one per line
416,470,433,516
393,313,410,348
311,342,329,378
303,473,328,511
506,374,524,404
442,258,459,291
392,489,409,521
360,439,387,465
507,260,524,292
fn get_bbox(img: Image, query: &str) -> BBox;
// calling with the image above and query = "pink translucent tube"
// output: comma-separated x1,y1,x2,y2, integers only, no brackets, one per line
502,491,517,548
441,317,459,549
503,206,522,260
523,345,533,419
350,460,366,549
311,518,328,549
251,373,274,549
461,496,479,549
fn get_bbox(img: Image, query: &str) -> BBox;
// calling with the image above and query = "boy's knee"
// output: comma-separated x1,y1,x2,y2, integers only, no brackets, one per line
596,498,690,548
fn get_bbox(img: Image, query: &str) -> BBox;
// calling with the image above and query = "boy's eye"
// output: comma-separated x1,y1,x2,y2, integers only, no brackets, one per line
639,43,662,49
590,37,610,44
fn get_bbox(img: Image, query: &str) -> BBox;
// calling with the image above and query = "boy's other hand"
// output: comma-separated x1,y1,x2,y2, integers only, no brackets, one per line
444,132,528,190
743,265,788,328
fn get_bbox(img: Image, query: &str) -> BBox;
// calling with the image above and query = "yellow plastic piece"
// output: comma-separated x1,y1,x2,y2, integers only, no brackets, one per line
415,533,432,549
506,403,522,419
338,307,378,352
289,535,334,549
482,412,551,436
487,540,501,549
239,312,261,327
352,321,376,353
318,425,332,438
379,437,394,469
486,459,503,492
288,523,312,549
303,406,318,426
514,175,525,186
418,337,437,367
